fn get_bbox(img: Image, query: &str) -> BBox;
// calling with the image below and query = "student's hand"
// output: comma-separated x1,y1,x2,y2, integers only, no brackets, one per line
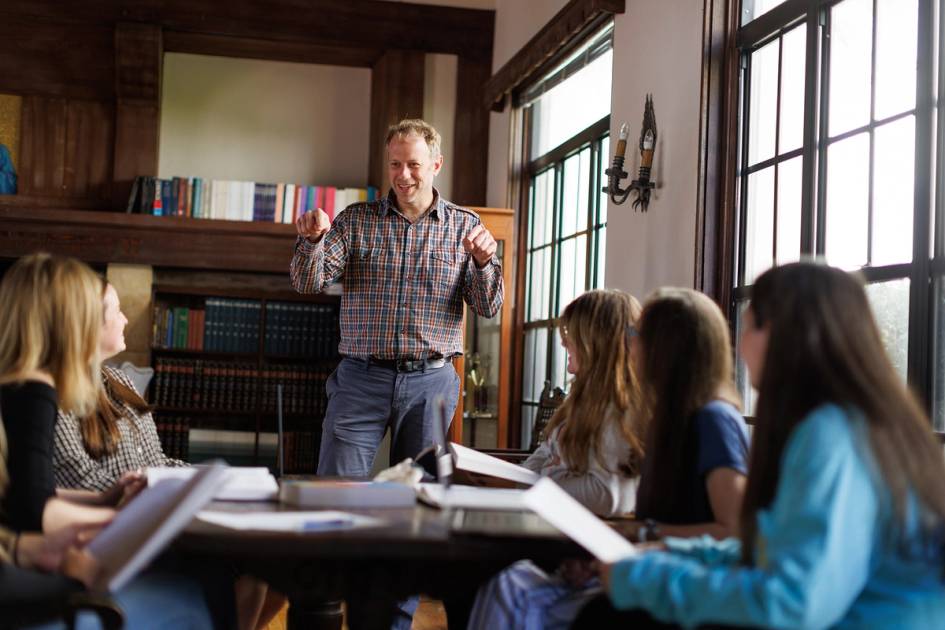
296,208,331,244
102,470,146,508
596,561,613,592
462,224,498,268
61,547,102,589
559,558,598,588
15,522,104,573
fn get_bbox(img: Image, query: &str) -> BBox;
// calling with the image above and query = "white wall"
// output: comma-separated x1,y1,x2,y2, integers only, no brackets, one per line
487,0,705,297
159,53,371,187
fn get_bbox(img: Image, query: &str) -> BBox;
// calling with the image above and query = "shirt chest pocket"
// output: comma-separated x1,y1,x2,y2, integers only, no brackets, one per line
426,249,465,290
352,246,392,278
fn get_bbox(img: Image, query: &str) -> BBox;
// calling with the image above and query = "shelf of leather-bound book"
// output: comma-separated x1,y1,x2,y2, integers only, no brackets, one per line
154,415,258,433
152,406,258,416
153,284,341,304
151,347,260,361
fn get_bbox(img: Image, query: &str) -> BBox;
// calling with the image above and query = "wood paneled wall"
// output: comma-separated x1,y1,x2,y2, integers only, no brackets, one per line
369,50,426,194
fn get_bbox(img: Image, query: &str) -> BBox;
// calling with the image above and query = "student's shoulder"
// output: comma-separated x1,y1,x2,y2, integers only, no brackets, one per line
693,400,747,435
102,364,135,390
789,403,862,459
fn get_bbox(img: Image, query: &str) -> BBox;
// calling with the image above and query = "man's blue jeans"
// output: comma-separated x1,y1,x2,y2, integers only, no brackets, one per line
316,357,460,477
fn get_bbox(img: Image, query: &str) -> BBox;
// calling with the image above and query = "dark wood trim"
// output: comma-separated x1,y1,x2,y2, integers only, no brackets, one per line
510,106,533,449
452,56,493,206
483,0,624,112
112,23,161,210
162,31,383,68
527,116,610,174
695,0,740,310
0,205,299,274
1,0,494,60
368,50,426,192
736,0,807,49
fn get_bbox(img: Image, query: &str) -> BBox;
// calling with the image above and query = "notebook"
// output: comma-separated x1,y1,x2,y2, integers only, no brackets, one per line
522,478,637,564
86,463,229,592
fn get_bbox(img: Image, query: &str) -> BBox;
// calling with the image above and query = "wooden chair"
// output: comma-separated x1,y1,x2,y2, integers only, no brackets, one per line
530,380,566,452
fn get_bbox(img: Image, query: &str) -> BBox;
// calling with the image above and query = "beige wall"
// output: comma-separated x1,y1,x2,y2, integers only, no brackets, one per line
424,53,458,201
159,53,372,188
487,0,705,298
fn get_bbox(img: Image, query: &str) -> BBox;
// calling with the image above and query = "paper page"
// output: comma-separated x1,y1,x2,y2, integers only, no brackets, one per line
449,442,540,486
88,463,229,592
417,483,526,511
523,478,636,564
197,510,385,532
147,466,278,501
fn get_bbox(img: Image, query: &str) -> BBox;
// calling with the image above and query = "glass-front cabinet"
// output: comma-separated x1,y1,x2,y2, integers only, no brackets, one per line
450,207,515,448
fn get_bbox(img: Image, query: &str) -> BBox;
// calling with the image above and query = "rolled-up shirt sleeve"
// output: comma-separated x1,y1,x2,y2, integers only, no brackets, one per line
463,254,503,318
289,215,349,294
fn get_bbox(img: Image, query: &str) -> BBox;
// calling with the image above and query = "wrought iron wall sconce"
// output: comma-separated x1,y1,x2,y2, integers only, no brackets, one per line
603,94,658,211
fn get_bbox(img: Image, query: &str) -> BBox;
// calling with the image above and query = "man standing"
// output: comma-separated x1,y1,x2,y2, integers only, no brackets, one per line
290,119,503,478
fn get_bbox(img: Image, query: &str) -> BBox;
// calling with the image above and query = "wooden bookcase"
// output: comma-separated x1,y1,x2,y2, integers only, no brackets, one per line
149,283,341,473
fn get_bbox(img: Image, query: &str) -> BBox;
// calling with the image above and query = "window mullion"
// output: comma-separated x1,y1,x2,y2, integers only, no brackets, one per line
813,7,830,256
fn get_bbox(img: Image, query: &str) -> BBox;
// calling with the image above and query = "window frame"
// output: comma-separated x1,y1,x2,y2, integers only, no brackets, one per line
703,0,944,435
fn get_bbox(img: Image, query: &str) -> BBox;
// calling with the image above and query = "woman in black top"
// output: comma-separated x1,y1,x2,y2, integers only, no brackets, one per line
0,252,235,628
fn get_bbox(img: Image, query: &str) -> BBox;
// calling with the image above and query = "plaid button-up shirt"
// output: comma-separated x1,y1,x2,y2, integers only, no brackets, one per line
290,189,504,360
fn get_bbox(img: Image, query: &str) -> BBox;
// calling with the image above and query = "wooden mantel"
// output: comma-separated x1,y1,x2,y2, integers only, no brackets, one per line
0,201,297,274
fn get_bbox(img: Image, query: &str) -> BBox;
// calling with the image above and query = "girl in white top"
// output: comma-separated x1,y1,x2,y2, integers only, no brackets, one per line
521,289,644,516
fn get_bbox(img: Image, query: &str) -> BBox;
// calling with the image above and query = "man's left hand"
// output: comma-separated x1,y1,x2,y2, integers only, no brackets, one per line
463,224,498,268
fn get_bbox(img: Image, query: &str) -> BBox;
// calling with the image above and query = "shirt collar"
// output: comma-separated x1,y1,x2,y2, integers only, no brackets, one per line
381,187,447,221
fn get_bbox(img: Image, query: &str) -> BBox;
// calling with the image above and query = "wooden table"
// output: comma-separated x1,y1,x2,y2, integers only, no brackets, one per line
176,501,582,630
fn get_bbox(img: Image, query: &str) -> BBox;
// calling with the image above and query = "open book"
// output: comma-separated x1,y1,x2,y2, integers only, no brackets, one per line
147,466,278,502
86,463,229,592
449,442,540,486
523,478,637,564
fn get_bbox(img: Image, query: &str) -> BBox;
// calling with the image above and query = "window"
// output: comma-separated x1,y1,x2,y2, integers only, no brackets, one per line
517,25,613,447
730,0,940,427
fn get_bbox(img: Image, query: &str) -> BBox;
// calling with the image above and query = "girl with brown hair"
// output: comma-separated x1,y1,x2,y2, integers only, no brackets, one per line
520,288,644,516
466,287,750,630
586,262,945,628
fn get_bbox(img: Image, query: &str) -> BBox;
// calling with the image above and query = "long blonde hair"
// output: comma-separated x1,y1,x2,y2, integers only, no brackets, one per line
545,289,644,475
0,253,104,417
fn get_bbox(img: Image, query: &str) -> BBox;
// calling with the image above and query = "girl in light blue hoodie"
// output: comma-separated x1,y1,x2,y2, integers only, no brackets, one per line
580,262,945,629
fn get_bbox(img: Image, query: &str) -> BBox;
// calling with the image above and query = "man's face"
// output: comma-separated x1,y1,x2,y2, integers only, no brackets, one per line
387,134,442,208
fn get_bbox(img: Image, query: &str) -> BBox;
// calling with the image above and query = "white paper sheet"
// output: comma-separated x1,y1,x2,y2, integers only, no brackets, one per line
417,483,527,510
196,509,385,532
523,478,637,564
449,442,540,485
147,465,278,501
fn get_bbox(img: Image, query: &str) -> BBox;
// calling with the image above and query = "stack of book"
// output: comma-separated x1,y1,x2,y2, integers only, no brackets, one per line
127,176,379,223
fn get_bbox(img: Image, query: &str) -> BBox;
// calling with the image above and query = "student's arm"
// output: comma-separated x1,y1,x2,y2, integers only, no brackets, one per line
605,406,879,629
42,497,114,532
521,440,552,473
657,468,746,539
289,213,349,294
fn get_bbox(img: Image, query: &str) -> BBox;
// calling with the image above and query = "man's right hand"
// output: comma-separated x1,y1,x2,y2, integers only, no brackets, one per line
296,208,331,244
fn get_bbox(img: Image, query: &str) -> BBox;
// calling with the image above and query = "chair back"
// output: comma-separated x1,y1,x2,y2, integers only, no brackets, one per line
530,380,566,451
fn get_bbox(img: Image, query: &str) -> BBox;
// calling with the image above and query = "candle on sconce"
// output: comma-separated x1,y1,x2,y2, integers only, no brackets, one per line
615,122,630,159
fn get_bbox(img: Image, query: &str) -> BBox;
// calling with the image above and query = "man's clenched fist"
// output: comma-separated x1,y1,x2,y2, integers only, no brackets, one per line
463,224,498,268
296,208,331,244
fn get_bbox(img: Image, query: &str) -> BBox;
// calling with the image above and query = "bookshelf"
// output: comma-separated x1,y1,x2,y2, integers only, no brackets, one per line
149,284,341,473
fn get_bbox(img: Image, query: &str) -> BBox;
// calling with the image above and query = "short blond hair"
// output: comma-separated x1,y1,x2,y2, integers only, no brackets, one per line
0,253,104,417
385,118,441,159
